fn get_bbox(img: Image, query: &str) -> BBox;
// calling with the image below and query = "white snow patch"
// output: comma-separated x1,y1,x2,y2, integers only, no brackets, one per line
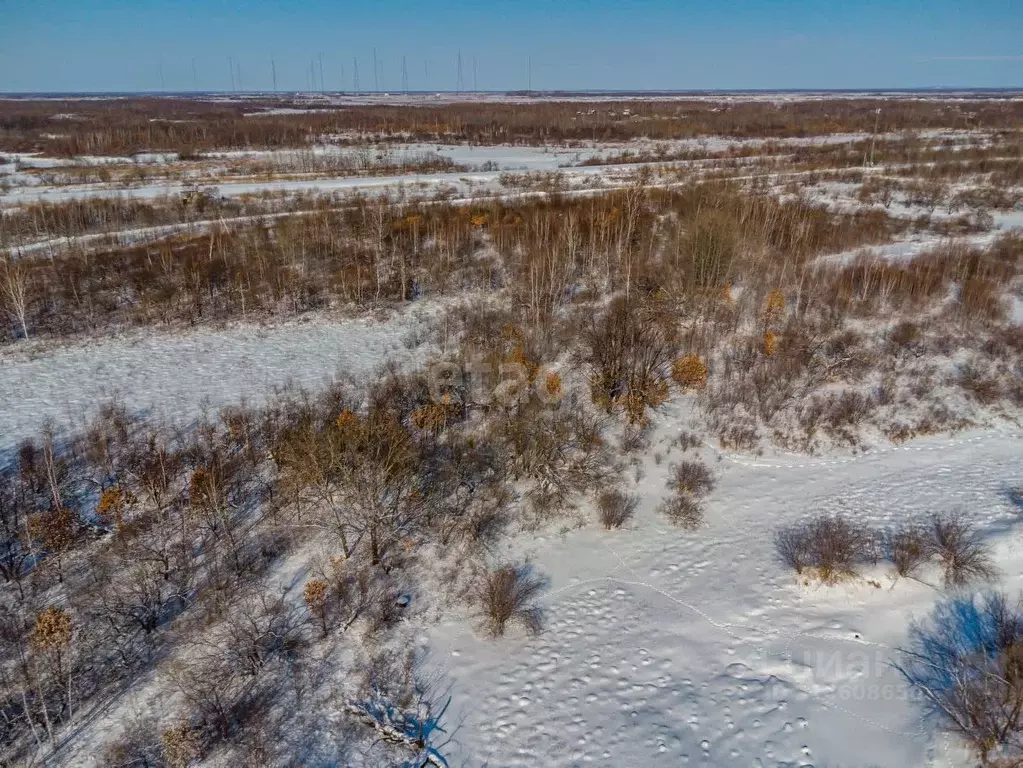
426,413,1023,767
0,307,437,455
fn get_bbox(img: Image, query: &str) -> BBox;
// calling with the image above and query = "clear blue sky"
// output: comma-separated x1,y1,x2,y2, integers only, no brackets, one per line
0,0,1020,92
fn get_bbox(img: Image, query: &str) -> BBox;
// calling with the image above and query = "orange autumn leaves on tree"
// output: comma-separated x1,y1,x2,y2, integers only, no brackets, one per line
671,355,708,390
31,606,72,651
304,578,331,637
544,371,562,398
161,724,200,768
764,288,786,320
411,400,459,433
761,289,785,357
335,408,359,432
95,485,136,531
29,507,76,556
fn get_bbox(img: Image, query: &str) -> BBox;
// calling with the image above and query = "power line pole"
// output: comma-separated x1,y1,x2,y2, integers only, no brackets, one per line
318,52,325,94
401,55,408,95
228,56,235,92
271,59,277,93
373,48,379,92
353,56,360,92
456,50,464,93
869,107,881,167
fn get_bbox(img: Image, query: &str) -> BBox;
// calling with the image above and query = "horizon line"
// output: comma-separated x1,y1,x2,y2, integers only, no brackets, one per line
2,86,1022,98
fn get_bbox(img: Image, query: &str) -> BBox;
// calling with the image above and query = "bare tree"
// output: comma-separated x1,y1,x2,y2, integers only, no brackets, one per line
0,251,30,340
895,592,1023,764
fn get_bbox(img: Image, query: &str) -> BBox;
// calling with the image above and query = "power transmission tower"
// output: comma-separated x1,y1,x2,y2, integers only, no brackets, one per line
869,107,881,166
318,53,325,93
473,56,478,93
271,59,277,93
228,56,235,92
353,57,360,92
401,56,408,95
373,48,379,92
456,50,464,93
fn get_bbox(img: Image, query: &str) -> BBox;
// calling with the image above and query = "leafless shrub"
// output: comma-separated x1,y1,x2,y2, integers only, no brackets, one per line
673,431,702,452
958,364,1003,405
718,423,760,452
775,525,812,574
476,564,546,638
887,320,925,357
931,511,998,588
492,399,611,522
775,514,874,582
658,493,704,529
597,490,638,530
887,525,931,578
822,390,874,430
895,592,1023,764
620,425,651,453
670,460,714,497
99,713,164,768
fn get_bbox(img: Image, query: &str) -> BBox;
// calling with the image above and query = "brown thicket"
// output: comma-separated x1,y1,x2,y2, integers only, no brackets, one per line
3,96,1022,155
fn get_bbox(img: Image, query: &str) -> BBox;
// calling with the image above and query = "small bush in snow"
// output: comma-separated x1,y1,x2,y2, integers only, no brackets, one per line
671,460,714,497
775,514,874,582
887,525,931,578
659,493,703,530
931,511,998,589
597,489,638,530
673,430,702,452
477,564,546,638
775,525,812,574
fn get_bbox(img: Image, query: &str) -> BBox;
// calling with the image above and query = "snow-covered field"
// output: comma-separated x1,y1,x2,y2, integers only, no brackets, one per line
428,412,1023,767
0,308,435,454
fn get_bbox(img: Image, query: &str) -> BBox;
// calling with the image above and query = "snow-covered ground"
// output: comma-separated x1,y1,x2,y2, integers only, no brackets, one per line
426,407,1023,767
0,307,437,455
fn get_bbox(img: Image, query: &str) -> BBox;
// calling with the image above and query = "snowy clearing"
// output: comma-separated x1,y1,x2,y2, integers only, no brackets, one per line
428,413,1023,767
0,307,435,456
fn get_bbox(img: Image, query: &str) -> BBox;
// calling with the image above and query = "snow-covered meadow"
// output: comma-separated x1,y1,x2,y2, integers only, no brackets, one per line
427,409,1023,767
0,307,439,455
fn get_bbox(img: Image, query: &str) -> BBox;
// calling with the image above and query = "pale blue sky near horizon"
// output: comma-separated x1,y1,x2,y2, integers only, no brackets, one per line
0,0,1020,93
